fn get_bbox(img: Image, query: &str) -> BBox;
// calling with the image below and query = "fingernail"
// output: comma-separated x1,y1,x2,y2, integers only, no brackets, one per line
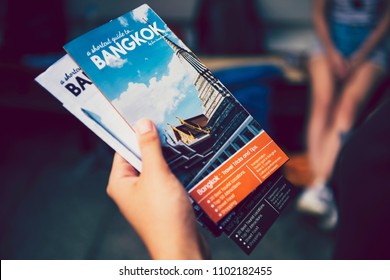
135,119,154,135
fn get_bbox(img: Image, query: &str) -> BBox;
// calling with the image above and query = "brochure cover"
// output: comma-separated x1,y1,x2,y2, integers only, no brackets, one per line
35,55,142,171
61,4,298,253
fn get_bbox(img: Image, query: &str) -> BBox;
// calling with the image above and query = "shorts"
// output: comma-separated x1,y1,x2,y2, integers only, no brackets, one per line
309,21,389,72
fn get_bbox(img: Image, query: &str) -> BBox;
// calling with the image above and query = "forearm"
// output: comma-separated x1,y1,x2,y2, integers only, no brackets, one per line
314,0,335,54
145,222,206,260
355,4,390,59
148,238,205,260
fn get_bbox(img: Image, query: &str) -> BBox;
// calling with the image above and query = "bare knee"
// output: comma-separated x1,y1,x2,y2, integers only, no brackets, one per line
331,95,360,132
312,95,333,115
331,62,386,131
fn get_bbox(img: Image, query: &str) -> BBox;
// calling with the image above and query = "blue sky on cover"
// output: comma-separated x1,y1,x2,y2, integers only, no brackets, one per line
65,4,203,134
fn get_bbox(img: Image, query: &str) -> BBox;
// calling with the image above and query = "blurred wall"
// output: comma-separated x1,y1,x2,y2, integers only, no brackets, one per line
65,0,314,53
66,0,198,21
65,0,312,24
257,0,314,52
0,0,5,45
257,0,312,24
0,0,315,54
65,0,198,39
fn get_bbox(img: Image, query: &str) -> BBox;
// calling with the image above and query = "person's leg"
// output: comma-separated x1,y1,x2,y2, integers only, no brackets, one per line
316,62,385,184
306,55,335,180
297,55,336,216
298,61,384,221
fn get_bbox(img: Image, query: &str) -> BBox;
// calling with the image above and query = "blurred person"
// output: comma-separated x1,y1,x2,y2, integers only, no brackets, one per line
106,119,208,260
298,0,390,228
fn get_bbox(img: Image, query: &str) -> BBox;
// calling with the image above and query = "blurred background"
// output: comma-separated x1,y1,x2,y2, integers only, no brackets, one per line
0,0,375,259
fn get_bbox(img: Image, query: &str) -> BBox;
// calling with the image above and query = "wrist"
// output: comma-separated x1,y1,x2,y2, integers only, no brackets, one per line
142,221,205,260
352,49,367,62
324,42,337,56
147,232,205,260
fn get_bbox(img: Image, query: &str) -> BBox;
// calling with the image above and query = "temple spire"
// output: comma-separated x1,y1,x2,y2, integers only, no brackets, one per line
158,31,230,96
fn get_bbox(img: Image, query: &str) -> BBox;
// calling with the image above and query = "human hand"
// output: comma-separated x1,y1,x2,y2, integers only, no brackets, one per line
327,48,349,80
107,119,207,259
347,51,367,76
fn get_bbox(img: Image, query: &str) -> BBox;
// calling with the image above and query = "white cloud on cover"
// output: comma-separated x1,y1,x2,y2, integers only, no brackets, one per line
112,55,192,126
107,56,128,68
118,16,129,27
131,4,149,23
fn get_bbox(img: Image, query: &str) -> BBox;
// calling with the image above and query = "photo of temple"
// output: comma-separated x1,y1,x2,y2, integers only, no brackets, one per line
160,34,262,188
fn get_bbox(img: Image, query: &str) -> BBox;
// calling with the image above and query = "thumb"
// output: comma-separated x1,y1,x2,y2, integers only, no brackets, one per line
134,118,170,175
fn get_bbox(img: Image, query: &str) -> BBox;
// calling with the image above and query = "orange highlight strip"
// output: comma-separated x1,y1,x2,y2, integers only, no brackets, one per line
189,131,288,223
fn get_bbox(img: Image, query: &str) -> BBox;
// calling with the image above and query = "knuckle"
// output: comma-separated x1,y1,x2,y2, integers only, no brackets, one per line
106,184,113,197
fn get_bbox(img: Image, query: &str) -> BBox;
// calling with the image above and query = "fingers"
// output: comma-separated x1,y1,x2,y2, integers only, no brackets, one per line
134,119,170,175
107,153,138,198
109,153,138,180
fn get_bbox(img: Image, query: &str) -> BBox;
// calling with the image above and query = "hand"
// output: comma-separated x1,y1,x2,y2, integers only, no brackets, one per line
327,48,349,80
107,119,207,259
347,51,366,76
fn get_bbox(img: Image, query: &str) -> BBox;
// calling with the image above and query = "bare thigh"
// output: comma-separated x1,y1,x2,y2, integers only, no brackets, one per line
308,55,335,118
306,55,337,175
333,62,385,131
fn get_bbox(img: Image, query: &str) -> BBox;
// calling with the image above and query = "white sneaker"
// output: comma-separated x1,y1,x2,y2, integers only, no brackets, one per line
297,184,333,216
320,202,338,230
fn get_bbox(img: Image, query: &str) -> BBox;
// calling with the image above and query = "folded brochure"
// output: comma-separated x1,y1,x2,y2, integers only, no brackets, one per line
36,4,298,254
36,55,142,171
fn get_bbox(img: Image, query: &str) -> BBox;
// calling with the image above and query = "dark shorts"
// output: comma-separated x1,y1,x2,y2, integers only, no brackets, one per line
310,22,388,72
